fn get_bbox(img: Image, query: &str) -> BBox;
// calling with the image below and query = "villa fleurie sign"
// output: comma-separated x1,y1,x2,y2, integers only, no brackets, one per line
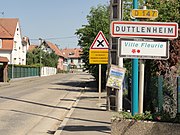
119,38,169,59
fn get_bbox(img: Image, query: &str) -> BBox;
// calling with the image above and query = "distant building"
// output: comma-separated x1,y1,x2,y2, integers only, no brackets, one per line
61,48,83,69
40,40,65,70
0,18,27,65
22,36,30,52
27,44,38,52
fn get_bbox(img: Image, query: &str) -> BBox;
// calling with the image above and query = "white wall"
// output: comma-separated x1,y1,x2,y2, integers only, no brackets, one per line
0,50,11,63
40,67,57,76
11,22,26,65
67,58,83,68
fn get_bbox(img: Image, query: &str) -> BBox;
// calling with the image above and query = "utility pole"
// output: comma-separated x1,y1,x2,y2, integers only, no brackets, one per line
109,0,123,112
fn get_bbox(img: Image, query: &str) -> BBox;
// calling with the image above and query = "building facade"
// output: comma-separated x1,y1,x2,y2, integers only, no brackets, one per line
0,18,27,65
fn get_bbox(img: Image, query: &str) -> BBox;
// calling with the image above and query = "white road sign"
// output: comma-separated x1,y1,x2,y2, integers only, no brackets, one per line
119,38,169,59
90,31,109,49
111,21,178,39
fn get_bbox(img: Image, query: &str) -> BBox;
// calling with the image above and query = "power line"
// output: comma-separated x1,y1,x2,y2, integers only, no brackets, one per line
30,36,77,41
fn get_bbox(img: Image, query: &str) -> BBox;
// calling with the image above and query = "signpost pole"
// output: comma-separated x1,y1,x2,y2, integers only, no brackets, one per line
117,0,123,112
132,0,139,116
99,64,101,99
139,60,144,114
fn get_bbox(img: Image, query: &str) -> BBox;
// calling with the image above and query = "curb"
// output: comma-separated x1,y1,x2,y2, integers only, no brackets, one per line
54,93,82,135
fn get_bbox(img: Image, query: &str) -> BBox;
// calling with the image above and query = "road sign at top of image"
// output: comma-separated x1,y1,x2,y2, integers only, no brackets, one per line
131,9,158,19
111,21,178,39
90,31,109,49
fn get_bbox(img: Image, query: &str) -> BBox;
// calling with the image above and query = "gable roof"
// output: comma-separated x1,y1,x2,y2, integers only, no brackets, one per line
0,56,9,63
28,45,38,51
44,41,64,57
62,48,82,59
0,18,19,38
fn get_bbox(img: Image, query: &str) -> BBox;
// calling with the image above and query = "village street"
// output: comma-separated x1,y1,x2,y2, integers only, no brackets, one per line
0,72,90,135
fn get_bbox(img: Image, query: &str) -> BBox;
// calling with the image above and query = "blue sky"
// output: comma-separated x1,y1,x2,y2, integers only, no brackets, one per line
0,0,109,48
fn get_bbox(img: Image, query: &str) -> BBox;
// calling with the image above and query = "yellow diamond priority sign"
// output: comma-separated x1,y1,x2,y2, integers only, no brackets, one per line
89,31,109,64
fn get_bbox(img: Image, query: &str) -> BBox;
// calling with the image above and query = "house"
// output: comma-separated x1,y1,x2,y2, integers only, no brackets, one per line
61,48,83,69
22,36,30,52
40,40,65,70
27,44,38,52
0,18,27,65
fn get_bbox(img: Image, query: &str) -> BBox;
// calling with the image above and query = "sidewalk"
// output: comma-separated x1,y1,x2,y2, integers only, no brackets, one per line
55,79,112,135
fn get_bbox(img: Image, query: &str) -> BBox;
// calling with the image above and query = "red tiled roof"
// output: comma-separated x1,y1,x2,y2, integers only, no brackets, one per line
0,39,13,50
62,48,82,59
0,56,9,63
45,41,64,57
28,45,38,51
0,18,19,38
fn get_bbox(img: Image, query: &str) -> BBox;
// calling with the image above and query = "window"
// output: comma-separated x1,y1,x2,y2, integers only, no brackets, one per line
13,58,16,63
69,52,74,55
0,39,2,48
113,0,118,3
111,51,117,65
112,37,118,49
14,41,17,50
112,5,118,19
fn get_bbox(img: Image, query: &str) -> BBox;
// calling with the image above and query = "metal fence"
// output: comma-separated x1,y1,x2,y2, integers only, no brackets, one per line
8,65,40,79
126,75,179,117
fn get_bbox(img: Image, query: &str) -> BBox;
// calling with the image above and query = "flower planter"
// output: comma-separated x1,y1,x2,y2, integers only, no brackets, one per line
111,119,180,135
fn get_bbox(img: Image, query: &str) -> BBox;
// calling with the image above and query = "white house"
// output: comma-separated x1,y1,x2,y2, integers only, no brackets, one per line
61,48,84,69
0,18,27,65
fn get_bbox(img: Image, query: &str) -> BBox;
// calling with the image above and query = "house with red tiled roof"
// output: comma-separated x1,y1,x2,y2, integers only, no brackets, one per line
0,18,27,65
40,40,65,70
61,48,83,69
28,44,38,52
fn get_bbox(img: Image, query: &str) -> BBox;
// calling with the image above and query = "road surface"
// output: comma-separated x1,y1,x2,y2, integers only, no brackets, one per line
0,72,90,135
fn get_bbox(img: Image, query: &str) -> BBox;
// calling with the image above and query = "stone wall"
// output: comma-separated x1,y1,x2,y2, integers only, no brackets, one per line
111,119,180,135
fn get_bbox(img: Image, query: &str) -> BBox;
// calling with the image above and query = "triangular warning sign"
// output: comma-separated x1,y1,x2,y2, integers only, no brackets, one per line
90,31,109,49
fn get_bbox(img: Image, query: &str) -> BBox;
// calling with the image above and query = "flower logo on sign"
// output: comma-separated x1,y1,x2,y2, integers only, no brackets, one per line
132,49,141,54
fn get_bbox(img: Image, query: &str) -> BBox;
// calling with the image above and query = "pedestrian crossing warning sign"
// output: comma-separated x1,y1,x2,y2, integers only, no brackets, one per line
90,31,109,49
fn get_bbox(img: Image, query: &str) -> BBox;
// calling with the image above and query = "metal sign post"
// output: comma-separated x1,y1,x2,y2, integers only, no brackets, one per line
132,0,139,116
89,31,109,100
99,64,101,99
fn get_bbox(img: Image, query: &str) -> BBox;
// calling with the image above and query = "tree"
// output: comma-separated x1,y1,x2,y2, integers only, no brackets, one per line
26,48,59,68
123,0,180,116
75,4,110,88
143,0,180,116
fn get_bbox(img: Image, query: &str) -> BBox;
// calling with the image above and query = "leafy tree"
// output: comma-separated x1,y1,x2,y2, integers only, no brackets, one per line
144,0,180,116
75,4,110,88
26,48,59,68
123,0,180,116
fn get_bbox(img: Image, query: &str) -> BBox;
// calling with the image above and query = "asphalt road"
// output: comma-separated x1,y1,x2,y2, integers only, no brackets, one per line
0,72,90,135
